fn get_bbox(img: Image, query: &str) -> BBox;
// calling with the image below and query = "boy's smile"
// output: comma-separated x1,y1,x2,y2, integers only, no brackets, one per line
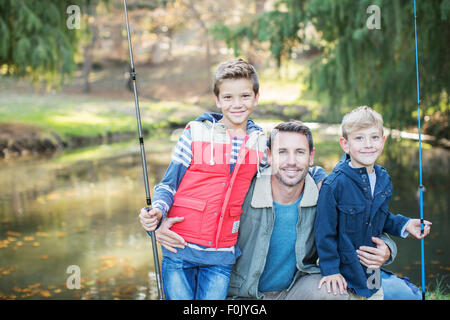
214,78,259,132
339,126,386,173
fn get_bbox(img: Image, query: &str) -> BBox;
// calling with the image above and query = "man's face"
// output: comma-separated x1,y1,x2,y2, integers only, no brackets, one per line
268,131,315,187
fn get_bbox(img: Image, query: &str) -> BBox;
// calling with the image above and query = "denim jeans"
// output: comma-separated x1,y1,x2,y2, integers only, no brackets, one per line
162,256,233,300
381,270,422,300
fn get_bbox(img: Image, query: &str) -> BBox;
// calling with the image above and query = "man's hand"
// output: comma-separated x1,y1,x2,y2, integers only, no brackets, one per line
139,207,162,232
405,219,432,239
357,237,390,269
318,273,347,295
155,217,187,253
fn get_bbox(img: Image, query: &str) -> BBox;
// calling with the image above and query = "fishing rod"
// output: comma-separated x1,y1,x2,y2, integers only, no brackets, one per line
413,0,426,301
123,0,164,300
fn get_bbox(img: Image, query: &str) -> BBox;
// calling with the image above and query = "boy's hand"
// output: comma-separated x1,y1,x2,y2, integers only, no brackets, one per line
139,207,162,232
405,219,432,239
318,273,347,295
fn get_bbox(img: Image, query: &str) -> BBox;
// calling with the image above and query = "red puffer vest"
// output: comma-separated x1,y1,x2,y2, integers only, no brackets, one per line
168,120,266,249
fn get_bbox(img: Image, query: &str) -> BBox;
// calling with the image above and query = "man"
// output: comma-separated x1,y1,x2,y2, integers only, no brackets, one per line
149,121,396,299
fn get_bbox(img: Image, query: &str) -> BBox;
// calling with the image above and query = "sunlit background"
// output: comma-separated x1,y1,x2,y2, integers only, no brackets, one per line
0,0,448,299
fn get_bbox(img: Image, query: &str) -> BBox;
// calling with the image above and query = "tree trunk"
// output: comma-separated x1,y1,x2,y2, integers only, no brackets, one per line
82,1,99,93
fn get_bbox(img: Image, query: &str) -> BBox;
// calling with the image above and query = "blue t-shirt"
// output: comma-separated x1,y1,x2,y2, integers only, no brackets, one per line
258,193,303,292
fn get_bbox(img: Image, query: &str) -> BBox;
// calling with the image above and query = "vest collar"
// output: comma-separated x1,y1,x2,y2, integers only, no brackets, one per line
251,166,319,208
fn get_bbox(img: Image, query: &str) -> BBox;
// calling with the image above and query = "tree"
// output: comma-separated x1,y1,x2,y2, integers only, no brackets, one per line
212,0,450,137
0,0,91,87
306,0,450,133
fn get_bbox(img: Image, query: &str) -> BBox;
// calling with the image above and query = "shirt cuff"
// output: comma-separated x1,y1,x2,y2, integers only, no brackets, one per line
400,219,411,238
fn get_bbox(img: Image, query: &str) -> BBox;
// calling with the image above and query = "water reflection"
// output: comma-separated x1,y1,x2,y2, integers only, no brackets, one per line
0,126,448,299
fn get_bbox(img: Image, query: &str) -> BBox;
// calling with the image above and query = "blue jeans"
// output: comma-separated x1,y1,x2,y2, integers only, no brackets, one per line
381,270,422,300
162,256,233,300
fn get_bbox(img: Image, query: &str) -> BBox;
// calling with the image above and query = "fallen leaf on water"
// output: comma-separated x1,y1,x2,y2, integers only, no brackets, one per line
1,266,18,276
41,255,49,260
12,286,22,292
6,231,22,237
431,260,440,265
24,236,35,241
56,232,67,238
36,232,50,238
54,289,62,294
29,283,41,289
40,290,52,298
7,237,17,242
16,241,23,247
32,242,40,247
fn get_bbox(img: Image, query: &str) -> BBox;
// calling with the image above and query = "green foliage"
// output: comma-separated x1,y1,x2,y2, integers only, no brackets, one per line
212,0,450,137
211,0,307,68
0,0,93,86
307,0,450,131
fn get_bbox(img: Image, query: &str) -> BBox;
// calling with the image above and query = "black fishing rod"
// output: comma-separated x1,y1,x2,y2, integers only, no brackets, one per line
123,0,164,300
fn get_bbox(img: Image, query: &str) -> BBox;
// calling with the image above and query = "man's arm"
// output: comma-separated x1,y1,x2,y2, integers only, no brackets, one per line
357,234,397,269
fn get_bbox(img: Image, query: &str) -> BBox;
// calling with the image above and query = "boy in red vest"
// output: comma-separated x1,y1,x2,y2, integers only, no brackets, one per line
139,58,267,299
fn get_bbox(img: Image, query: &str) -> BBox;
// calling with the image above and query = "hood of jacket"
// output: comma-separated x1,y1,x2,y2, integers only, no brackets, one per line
194,112,263,134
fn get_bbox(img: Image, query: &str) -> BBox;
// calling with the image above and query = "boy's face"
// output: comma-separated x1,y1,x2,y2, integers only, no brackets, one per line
268,131,315,187
214,78,259,131
339,126,386,172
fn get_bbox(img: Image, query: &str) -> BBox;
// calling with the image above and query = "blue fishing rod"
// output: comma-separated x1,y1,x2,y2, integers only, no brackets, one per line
123,0,164,300
413,0,426,301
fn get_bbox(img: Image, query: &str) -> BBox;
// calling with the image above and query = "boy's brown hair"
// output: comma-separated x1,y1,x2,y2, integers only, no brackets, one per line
213,58,259,97
341,106,384,139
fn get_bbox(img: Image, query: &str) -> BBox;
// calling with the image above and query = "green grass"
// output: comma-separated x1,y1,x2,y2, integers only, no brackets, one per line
426,275,450,300
0,92,203,140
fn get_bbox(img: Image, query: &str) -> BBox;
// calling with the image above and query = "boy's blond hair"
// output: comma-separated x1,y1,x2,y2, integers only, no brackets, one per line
341,106,384,139
213,58,259,97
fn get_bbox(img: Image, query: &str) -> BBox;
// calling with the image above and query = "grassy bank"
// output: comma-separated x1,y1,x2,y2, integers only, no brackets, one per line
0,93,204,140
0,56,322,157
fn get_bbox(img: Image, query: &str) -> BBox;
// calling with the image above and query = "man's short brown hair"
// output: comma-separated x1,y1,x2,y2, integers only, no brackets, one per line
268,120,314,153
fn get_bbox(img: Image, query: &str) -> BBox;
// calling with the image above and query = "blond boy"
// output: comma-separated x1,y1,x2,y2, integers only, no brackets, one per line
314,106,431,299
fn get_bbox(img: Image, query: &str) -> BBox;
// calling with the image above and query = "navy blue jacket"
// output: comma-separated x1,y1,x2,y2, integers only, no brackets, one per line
314,154,410,297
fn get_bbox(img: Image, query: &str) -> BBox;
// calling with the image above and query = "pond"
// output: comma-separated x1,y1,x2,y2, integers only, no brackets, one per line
0,123,448,299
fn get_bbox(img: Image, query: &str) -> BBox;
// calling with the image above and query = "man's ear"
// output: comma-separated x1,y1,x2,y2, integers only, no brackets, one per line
339,137,349,154
267,147,272,166
309,147,315,166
